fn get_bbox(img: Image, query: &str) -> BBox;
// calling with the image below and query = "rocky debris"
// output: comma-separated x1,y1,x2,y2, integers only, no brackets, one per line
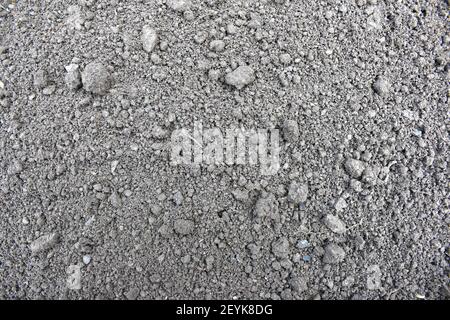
151,125,168,139
225,66,255,89
247,243,261,259
125,287,140,300
296,239,310,249
166,0,191,11
373,76,391,96
67,264,81,290
232,189,249,202
194,31,208,44
362,166,378,185
205,256,214,271
109,191,122,208
141,25,158,53
172,190,184,206
280,53,292,65
42,85,56,95
64,64,82,90
334,197,347,212
342,276,355,287
33,69,48,89
367,6,383,31
367,265,382,290
350,179,363,192
323,215,346,234
254,193,279,220
30,233,60,254
271,237,290,259
287,181,308,204
209,40,225,52
81,61,112,95
82,255,91,265
7,159,22,175
111,160,119,174
76,237,94,254
282,120,299,143
174,219,194,235
158,224,173,238
289,276,308,293
66,5,84,30
323,243,346,264
344,159,365,179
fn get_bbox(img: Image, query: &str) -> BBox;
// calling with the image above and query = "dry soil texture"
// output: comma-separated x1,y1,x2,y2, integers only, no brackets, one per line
0,0,449,300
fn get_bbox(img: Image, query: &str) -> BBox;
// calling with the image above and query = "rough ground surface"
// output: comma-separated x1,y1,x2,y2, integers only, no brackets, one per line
0,0,449,300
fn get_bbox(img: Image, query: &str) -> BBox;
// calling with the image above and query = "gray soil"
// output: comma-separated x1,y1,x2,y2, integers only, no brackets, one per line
0,0,449,300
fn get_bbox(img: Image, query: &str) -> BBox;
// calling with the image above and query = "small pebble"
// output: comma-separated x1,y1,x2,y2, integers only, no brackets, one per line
209,40,225,52
288,181,309,204
81,61,112,95
141,25,158,53
225,66,255,89
83,255,91,265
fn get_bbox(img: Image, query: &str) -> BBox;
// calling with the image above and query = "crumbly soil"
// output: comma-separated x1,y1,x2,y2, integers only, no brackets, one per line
0,0,449,300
